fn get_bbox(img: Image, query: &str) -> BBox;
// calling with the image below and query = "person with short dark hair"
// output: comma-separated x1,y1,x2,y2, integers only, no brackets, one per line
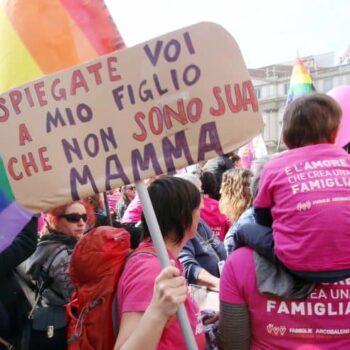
199,171,230,241
200,171,217,199
282,93,341,149
202,154,234,199
235,93,350,282
230,153,241,168
115,176,206,349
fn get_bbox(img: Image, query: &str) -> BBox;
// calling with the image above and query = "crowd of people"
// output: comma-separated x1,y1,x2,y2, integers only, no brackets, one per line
1,92,350,349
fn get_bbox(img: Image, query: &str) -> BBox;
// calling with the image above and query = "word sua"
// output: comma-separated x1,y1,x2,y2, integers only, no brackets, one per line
132,80,258,143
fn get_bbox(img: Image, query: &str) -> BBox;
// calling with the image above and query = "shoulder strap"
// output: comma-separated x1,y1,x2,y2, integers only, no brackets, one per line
27,246,68,319
111,246,157,337
40,245,68,291
13,269,36,308
128,246,157,260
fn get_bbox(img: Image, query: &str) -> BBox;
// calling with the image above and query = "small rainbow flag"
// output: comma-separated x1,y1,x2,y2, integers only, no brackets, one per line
0,0,125,252
286,57,316,105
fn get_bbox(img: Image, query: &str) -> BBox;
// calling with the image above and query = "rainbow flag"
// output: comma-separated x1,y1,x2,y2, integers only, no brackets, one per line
0,0,125,252
286,57,315,105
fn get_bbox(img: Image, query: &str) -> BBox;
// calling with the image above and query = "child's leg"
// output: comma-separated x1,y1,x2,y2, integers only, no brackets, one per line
290,269,350,283
234,223,278,264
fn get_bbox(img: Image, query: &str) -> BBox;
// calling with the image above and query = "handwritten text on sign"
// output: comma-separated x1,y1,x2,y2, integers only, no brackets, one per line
0,22,263,212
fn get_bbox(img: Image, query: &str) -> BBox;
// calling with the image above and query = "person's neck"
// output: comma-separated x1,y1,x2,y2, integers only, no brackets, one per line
164,237,185,258
127,194,135,201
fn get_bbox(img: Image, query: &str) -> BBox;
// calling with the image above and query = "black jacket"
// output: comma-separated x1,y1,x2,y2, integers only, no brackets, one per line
26,232,77,306
0,216,38,279
0,216,38,343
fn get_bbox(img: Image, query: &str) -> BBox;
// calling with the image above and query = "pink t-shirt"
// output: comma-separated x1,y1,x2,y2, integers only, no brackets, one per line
200,196,230,240
121,194,142,223
117,241,206,350
107,191,121,210
255,144,350,271
220,247,350,350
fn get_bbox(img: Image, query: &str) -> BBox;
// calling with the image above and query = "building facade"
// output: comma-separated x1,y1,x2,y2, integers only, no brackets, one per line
249,52,350,153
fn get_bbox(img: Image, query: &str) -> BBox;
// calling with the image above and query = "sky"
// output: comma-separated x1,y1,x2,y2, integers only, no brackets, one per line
105,0,349,68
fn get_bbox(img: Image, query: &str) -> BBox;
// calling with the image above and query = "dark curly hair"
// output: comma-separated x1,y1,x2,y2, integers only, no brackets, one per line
200,171,217,199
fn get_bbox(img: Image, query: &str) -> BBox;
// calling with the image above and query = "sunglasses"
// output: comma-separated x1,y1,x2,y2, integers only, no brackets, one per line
60,213,88,223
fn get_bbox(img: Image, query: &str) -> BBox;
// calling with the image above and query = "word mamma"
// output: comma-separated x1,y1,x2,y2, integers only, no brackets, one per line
66,121,223,200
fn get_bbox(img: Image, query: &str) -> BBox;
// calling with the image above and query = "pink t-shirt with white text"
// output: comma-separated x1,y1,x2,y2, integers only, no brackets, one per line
121,193,142,224
200,196,231,240
117,241,206,350
220,248,350,350
255,144,350,271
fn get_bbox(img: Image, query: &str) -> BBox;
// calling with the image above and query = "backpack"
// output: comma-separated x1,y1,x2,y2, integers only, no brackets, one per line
66,226,155,350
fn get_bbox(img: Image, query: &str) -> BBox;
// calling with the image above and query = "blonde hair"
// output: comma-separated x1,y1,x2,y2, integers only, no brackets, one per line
219,168,253,222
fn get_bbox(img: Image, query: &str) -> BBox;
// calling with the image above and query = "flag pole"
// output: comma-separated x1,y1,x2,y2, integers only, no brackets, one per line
278,55,316,152
276,124,283,151
136,180,199,350
103,192,113,226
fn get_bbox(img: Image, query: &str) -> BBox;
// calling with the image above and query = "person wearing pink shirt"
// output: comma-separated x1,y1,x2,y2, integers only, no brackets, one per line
115,177,206,350
120,193,142,224
218,113,350,348
199,171,231,241
121,178,156,224
219,247,350,350
115,185,136,221
234,93,350,282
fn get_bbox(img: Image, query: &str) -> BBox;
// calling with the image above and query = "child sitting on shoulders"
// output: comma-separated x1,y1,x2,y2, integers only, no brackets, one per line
235,93,350,282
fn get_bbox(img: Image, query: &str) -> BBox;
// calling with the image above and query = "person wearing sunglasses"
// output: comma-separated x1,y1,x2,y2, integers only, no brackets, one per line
115,185,136,222
26,200,95,350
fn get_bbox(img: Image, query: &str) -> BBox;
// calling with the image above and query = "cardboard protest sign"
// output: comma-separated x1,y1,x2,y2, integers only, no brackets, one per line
0,0,126,252
0,22,263,213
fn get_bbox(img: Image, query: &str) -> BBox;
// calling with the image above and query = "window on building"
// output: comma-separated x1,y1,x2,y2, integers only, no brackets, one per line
323,78,333,92
262,114,268,139
254,87,261,99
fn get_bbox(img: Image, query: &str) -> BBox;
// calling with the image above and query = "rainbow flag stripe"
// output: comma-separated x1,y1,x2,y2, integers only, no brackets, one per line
286,57,315,105
0,0,125,93
0,0,125,252
0,155,32,250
